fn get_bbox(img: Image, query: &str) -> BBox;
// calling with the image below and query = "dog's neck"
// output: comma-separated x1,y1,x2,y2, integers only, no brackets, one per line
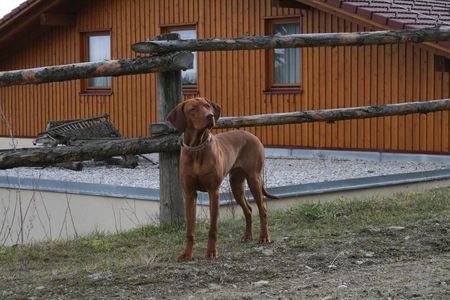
181,129,212,151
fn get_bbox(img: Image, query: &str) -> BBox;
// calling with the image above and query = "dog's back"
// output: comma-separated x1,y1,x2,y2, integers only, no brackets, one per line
214,130,265,175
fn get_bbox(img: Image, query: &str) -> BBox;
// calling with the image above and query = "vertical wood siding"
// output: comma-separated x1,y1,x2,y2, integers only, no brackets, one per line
0,0,449,154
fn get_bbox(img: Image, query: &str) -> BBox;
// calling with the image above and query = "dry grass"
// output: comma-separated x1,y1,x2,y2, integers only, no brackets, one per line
0,187,449,299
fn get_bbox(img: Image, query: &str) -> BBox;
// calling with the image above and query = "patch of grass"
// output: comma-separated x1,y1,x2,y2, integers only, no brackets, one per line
0,187,448,281
268,187,450,236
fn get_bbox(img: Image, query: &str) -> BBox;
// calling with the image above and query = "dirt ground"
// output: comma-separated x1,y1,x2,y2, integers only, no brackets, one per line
1,191,449,299
2,221,448,299
136,225,448,299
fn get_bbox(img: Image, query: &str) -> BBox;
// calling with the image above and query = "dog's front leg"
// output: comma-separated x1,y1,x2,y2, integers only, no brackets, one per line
205,190,219,259
177,189,197,261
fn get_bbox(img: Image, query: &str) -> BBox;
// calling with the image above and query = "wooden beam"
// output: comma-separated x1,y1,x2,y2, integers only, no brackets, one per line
272,0,310,9
0,51,193,87
39,13,76,26
3,98,450,170
156,33,185,224
132,27,450,54
0,134,179,170
150,98,450,135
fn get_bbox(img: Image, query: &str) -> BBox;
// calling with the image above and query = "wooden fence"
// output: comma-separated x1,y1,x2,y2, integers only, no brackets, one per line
1,27,450,224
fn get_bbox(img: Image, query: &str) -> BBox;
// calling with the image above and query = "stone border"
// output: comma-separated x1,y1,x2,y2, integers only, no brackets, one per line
265,147,450,164
2,168,450,205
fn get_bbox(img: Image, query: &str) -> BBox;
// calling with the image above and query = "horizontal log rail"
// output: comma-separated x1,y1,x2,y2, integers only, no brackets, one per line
132,26,450,54
0,51,193,87
150,98,450,135
0,27,448,88
2,98,450,169
0,134,179,170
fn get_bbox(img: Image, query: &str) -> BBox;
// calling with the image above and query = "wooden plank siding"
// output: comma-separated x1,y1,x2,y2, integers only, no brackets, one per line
0,0,449,154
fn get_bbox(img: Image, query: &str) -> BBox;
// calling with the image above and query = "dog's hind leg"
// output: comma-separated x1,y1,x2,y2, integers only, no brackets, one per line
246,174,270,243
230,169,253,241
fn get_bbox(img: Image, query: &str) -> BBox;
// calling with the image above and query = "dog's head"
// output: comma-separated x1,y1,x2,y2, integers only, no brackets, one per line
167,97,221,133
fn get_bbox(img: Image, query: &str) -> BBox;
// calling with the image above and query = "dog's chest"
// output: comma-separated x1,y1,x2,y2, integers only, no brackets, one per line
180,151,226,191
181,155,221,177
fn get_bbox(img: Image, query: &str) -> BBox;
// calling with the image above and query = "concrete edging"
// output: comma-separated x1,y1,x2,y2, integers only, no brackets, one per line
265,147,450,164
0,176,160,201
1,168,450,205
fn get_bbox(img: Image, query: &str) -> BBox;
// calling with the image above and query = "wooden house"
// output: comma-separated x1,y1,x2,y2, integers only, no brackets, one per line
0,0,449,155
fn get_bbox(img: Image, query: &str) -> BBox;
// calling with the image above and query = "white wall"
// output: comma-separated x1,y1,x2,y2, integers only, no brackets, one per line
0,188,160,246
0,137,35,150
2,177,450,246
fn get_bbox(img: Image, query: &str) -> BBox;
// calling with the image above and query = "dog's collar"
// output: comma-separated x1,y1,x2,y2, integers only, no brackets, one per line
179,133,212,151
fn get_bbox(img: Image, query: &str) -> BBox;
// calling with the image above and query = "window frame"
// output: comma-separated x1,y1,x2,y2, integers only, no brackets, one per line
80,30,112,95
435,55,450,73
161,24,198,95
265,17,302,94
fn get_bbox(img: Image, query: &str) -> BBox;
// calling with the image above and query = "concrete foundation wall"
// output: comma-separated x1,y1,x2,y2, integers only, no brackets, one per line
3,177,449,246
0,188,160,246
0,137,35,150
1,138,449,246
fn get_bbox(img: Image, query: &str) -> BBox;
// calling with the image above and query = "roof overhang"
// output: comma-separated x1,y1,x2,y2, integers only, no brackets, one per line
1,0,450,64
0,0,82,63
295,0,450,57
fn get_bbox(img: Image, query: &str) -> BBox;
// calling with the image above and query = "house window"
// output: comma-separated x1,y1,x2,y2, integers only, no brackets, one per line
435,55,450,73
266,18,301,92
81,31,111,94
162,25,197,93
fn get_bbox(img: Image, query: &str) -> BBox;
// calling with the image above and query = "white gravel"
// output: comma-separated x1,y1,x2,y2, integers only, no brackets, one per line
0,154,448,192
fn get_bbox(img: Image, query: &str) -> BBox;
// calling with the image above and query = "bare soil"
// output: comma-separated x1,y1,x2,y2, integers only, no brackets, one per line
1,191,449,299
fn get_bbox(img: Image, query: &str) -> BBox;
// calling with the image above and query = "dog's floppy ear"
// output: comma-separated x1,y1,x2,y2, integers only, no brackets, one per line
208,100,221,122
167,102,186,132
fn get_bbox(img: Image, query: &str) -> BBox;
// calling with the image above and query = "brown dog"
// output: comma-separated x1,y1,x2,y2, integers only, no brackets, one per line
167,97,278,261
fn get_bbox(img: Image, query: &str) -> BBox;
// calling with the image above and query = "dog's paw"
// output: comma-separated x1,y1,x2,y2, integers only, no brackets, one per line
258,236,271,244
177,252,193,262
240,233,253,242
205,248,219,259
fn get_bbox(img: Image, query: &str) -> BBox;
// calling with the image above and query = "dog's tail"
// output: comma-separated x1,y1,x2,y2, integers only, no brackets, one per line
262,185,279,200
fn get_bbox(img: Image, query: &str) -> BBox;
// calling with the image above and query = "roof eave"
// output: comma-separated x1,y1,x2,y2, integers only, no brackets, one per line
296,0,450,57
0,0,40,30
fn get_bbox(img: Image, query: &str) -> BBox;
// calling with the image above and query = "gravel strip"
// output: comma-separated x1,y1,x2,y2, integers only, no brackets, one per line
0,154,448,192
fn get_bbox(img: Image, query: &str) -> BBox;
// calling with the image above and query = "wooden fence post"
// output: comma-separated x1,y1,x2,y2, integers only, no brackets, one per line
156,33,185,224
